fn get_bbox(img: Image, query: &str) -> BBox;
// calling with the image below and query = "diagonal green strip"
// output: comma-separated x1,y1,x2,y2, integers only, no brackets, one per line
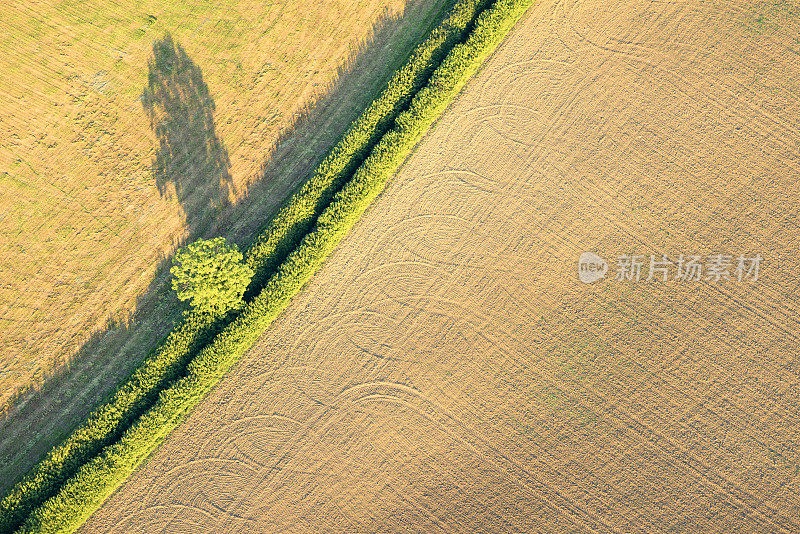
244,0,491,290
12,0,534,532
0,1,481,531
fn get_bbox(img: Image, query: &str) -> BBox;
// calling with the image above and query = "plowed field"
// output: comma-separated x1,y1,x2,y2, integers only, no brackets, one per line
0,0,449,493
81,0,800,531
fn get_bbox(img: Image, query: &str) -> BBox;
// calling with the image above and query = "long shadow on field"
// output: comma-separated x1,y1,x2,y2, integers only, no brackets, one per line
0,0,451,498
144,33,234,233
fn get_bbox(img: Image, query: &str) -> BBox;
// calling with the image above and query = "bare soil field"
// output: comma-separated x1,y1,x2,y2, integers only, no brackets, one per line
82,0,799,531
0,0,449,493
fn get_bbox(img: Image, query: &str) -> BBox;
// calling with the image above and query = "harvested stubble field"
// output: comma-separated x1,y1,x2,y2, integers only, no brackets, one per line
85,0,800,531
0,0,451,494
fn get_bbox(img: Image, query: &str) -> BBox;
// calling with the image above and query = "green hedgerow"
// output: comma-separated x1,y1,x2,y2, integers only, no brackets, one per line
1,0,534,532
0,2,474,530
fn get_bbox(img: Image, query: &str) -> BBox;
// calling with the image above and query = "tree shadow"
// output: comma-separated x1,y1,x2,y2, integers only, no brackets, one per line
144,33,234,233
0,0,452,496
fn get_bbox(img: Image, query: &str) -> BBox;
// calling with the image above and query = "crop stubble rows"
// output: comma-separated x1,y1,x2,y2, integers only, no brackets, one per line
82,0,799,532
0,0,441,413
1,0,524,531
0,0,451,498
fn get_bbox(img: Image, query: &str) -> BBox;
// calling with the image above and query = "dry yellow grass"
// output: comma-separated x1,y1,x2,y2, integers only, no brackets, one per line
45,0,800,531
0,0,451,493
0,0,443,406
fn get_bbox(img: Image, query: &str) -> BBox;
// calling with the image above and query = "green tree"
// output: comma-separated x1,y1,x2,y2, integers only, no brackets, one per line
170,237,253,315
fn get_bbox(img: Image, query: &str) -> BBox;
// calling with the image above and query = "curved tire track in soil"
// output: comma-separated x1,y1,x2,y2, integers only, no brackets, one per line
81,0,799,532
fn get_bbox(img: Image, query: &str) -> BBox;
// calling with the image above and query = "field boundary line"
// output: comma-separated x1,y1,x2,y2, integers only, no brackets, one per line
0,0,535,532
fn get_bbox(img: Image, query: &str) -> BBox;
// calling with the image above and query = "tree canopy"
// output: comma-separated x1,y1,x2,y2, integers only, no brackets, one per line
170,237,253,315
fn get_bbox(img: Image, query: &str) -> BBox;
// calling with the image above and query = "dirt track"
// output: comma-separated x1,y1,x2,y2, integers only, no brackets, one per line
82,0,800,531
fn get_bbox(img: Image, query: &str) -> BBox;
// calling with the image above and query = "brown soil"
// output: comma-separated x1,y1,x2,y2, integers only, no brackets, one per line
81,0,800,531
0,0,449,493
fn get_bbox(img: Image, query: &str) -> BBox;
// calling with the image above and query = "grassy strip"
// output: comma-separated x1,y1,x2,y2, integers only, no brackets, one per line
15,0,533,531
0,1,485,532
0,311,227,534
244,0,490,291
